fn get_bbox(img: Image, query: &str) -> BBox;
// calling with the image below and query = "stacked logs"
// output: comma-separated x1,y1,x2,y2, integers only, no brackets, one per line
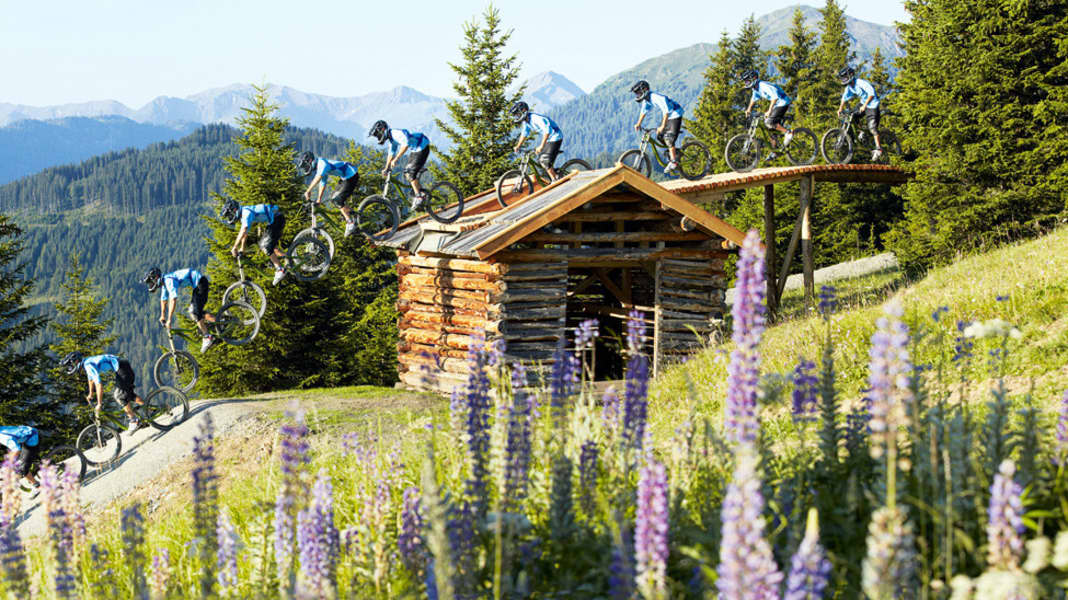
396,252,567,394
655,257,727,357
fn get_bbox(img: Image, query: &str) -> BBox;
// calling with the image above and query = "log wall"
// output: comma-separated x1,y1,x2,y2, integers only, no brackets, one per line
653,257,727,374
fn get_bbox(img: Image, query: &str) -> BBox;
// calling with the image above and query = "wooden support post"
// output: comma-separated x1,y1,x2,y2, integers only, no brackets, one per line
763,184,778,318
777,202,805,299
653,260,662,378
800,176,815,308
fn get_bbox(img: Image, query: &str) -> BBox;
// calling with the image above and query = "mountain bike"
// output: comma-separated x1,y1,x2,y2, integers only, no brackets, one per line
618,127,711,181
356,166,465,241
724,113,818,172
204,298,261,345
9,446,87,495
494,150,592,208
285,201,335,281
76,386,189,466
820,109,902,164
221,253,266,319
153,325,198,392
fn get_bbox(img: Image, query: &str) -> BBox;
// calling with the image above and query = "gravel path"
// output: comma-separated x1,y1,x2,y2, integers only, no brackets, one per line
726,252,898,305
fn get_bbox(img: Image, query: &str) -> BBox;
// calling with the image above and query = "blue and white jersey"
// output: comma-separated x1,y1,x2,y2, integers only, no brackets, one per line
841,78,880,108
239,204,278,228
387,129,430,158
83,354,121,384
160,268,205,301
751,81,791,108
0,425,38,452
519,113,563,142
638,92,683,120
314,158,358,182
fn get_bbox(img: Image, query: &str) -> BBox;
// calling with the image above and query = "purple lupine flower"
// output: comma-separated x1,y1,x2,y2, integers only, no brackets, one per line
460,335,494,517
987,459,1025,569
150,548,171,599
817,285,837,317
0,523,29,596
275,407,310,592
503,364,534,505
217,510,239,594
626,309,645,354
861,505,917,598
40,463,76,598
866,300,913,459
550,338,580,417
297,470,339,598
791,357,819,423
121,503,148,599
718,444,783,599
609,524,635,600
398,486,426,573
341,431,359,457
635,459,669,599
578,440,600,517
59,467,86,549
724,230,766,445
192,413,219,596
623,311,650,450
785,509,832,600
0,453,21,526
576,318,599,350
953,320,974,364
1055,390,1068,466
601,386,622,438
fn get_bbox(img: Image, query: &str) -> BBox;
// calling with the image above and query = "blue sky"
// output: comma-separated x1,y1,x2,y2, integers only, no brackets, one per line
0,0,907,107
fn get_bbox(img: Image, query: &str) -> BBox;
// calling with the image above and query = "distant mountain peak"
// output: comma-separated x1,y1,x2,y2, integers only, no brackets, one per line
518,71,586,111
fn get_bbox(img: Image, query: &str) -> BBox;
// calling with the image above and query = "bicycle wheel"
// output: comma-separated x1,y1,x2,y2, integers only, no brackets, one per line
617,149,651,177
558,158,592,176
153,350,199,393
77,423,122,466
820,129,854,164
495,170,534,209
426,181,464,224
356,195,399,240
286,230,332,281
142,386,189,431
222,280,266,319
677,140,712,180
724,134,762,172
40,445,87,483
212,301,261,346
785,127,818,166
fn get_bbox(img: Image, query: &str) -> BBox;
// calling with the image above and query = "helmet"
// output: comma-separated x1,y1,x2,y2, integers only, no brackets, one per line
60,351,83,375
220,199,240,225
510,101,529,123
630,80,650,102
297,151,316,177
141,267,162,293
838,66,856,85
741,69,759,88
369,120,389,145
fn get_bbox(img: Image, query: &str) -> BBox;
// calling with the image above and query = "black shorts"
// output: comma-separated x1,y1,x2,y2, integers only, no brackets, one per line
14,444,38,476
404,146,430,180
113,358,137,406
765,104,789,129
865,107,881,134
659,118,682,147
189,276,210,321
259,211,285,254
539,140,563,171
329,175,359,208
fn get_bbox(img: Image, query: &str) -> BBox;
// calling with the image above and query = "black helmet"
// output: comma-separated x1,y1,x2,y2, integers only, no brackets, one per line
141,267,162,293
838,66,856,85
297,151,316,177
741,69,759,88
510,101,529,123
60,351,83,375
369,120,389,145
630,80,650,102
220,199,240,225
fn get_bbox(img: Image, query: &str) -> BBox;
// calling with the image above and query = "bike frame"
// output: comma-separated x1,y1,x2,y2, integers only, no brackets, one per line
636,128,675,167
512,151,557,187
378,165,429,218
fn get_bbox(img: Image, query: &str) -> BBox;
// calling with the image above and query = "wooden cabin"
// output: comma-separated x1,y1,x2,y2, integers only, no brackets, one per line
378,165,748,394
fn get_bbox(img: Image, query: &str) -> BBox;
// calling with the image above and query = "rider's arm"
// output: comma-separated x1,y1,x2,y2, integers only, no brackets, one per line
745,96,756,114
93,380,103,411
304,174,322,201
164,298,176,327
159,299,167,324
231,225,248,254
390,144,409,169
514,132,527,153
535,131,547,153
658,112,668,133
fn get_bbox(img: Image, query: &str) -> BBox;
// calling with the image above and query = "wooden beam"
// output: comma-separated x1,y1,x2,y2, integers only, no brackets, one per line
776,195,807,300
595,268,628,305
801,175,815,308
568,273,600,297
618,169,749,247
399,255,506,274
557,211,667,222
763,184,779,318
522,231,709,243
494,247,730,263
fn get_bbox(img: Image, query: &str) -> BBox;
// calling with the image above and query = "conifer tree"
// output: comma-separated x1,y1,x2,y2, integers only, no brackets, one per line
0,215,48,424
434,6,525,196
732,15,769,91
688,31,736,174
774,8,818,124
811,0,855,117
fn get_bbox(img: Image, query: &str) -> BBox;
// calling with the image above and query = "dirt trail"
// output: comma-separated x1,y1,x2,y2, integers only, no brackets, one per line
725,252,898,305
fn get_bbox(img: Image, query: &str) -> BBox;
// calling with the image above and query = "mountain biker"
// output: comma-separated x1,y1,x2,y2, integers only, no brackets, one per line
630,80,683,174
298,151,358,238
836,66,883,161
61,351,145,433
369,120,431,210
742,69,795,160
221,199,287,286
0,425,41,487
142,267,218,353
510,102,564,181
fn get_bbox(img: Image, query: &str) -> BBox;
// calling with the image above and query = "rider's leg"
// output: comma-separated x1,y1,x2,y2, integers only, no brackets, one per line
262,213,286,272
540,140,563,180
405,146,430,197
662,118,682,168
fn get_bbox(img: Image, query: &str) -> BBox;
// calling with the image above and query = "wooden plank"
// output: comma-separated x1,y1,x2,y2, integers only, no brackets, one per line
400,328,484,350
399,319,495,338
402,310,502,332
660,274,725,289
494,247,731,263
399,254,505,275
397,341,470,360
616,168,749,246
503,279,569,290
503,269,569,282
399,285,490,302
659,297,718,312
661,257,725,270
403,274,506,292
399,265,493,280
398,290,496,312
658,287,715,302
596,268,629,305
661,308,714,320
557,211,667,222
523,231,709,243
776,195,806,300
501,261,568,272
503,307,566,320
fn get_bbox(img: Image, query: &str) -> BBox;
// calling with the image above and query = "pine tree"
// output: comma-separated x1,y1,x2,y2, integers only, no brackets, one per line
774,8,819,125
811,0,855,117
434,6,525,196
0,215,48,424
733,15,769,88
688,31,736,174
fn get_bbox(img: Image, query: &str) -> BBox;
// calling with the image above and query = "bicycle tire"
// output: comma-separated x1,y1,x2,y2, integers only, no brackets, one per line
785,127,818,166
39,445,87,484
356,195,399,241
153,350,199,393
558,158,592,176
77,423,121,466
495,170,534,209
617,149,651,177
820,128,854,164
143,386,189,431
426,181,464,224
677,140,712,180
222,280,266,319
212,301,261,346
286,230,332,281
724,134,762,172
